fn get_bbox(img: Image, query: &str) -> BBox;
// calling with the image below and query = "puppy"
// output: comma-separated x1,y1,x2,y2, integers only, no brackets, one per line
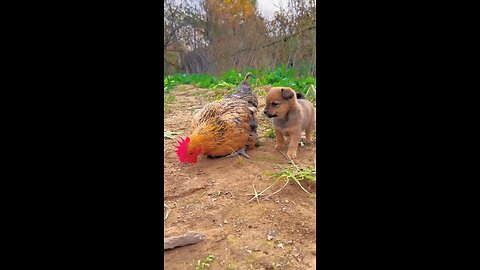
263,87,315,159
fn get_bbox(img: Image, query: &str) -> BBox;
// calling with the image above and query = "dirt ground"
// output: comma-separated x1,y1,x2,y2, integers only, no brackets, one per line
164,85,317,270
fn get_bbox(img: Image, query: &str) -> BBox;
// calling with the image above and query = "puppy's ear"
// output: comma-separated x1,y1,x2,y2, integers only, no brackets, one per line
281,88,294,100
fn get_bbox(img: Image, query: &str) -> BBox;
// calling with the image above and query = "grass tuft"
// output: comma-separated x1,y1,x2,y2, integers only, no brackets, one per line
247,159,316,204
264,128,276,138
196,254,215,270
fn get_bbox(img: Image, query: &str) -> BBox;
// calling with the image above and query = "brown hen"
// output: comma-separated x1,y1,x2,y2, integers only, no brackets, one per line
175,73,258,164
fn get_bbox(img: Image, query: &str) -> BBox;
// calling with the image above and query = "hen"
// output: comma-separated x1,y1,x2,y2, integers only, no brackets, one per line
175,73,258,164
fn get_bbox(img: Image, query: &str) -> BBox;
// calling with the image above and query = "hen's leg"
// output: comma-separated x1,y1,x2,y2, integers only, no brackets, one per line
247,133,258,149
225,146,250,159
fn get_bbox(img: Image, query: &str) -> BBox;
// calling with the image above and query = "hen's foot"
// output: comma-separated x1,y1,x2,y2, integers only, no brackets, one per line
225,146,250,159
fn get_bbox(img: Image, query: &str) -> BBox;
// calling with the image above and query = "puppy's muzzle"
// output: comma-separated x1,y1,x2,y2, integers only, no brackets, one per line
263,110,277,118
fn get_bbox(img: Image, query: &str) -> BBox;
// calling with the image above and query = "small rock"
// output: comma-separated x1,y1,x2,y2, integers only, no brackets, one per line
223,219,229,224
267,230,276,241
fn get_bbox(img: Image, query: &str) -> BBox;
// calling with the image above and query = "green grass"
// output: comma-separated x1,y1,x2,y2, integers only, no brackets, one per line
164,65,316,101
267,161,316,197
264,128,276,138
164,93,176,111
248,160,316,203
270,163,316,185
196,254,215,270
164,131,179,139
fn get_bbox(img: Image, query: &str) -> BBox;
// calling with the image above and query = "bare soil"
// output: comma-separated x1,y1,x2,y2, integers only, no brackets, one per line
164,85,316,270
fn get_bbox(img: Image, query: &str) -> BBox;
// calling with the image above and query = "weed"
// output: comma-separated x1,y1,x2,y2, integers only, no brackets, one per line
213,81,236,90
164,131,180,139
264,128,275,138
303,84,316,103
164,94,176,103
164,66,316,95
255,139,266,147
196,254,215,270
254,88,268,98
247,159,316,203
164,94,176,111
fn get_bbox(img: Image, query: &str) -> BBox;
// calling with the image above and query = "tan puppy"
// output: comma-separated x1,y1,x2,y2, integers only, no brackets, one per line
263,87,316,159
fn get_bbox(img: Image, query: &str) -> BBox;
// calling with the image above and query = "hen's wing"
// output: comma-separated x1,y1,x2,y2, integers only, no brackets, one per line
189,98,257,157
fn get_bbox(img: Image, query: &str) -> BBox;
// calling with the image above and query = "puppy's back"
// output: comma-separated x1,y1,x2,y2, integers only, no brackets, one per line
297,98,315,128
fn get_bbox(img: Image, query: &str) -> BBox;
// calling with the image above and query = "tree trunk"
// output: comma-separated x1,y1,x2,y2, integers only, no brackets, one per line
310,46,316,76
164,48,168,75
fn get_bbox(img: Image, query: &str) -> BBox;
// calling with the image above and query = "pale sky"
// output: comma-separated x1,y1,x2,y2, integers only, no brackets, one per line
171,0,314,20
257,0,288,19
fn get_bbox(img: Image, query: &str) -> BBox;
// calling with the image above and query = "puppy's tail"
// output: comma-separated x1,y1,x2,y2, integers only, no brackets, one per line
296,92,307,99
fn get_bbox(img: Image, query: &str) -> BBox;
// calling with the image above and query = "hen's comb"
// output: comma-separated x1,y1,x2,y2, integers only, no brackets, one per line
175,137,190,162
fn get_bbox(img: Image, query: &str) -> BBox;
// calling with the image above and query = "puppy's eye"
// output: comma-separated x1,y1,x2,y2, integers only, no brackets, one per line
271,102,278,106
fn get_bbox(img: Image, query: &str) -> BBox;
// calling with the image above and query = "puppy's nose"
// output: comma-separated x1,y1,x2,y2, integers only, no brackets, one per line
263,110,268,115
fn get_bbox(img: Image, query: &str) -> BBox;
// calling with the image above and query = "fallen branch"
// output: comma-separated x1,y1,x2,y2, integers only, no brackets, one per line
164,202,171,221
164,232,206,250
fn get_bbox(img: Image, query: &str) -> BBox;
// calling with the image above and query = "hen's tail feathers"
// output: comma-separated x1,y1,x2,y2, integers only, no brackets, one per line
242,72,253,85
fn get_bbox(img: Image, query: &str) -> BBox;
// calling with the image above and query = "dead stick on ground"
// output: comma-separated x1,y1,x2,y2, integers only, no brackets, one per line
246,174,284,204
252,181,260,204
164,202,171,221
265,178,290,199
164,232,206,250
276,149,292,163
246,174,270,204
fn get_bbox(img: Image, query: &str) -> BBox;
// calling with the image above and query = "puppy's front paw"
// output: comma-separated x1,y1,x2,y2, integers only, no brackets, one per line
287,150,297,159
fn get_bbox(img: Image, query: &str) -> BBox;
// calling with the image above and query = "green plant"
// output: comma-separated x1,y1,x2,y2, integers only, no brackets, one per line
164,94,176,103
163,66,316,96
164,93,176,111
247,159,316,203
164,131,180,139
212,81,235,90
264,128,275,138
255,139,266,147
196,255,215,270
